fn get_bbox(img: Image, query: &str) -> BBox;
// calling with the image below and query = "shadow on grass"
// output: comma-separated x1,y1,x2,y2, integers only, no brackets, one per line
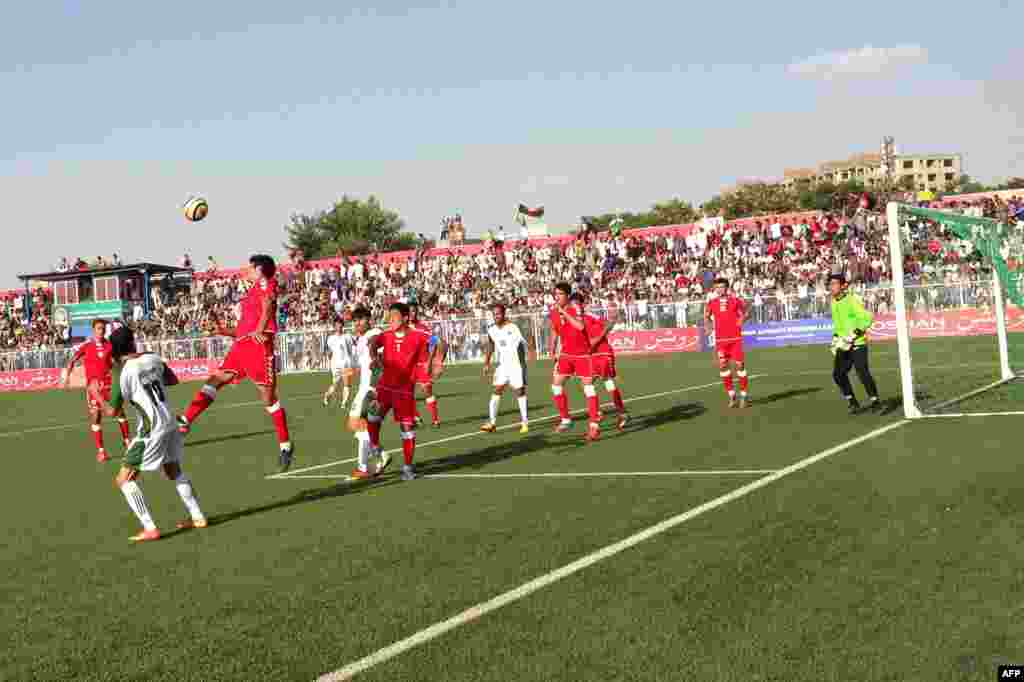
753,387,822,405
185,429,278,448
200,399,708,532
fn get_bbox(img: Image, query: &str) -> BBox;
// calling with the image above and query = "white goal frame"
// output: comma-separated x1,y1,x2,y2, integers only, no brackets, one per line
886,202,1015,418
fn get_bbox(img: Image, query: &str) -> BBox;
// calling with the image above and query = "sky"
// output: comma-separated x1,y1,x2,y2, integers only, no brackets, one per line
1,0,1022,286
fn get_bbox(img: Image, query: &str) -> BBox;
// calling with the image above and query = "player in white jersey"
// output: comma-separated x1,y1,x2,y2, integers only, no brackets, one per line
345,307,391,479
481,303,530,434
98,327,206,543
323,318,357,406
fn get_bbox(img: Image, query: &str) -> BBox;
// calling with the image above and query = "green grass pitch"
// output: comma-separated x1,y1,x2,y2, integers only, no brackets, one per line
2,338,1023,681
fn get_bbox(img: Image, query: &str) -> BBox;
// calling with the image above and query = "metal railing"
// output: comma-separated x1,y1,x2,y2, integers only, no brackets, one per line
0,283,1011,374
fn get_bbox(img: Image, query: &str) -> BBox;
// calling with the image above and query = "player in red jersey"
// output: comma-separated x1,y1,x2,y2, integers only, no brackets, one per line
579,298,629,430
550,283,602,441
704,278,751,408
367,302,434,480
409,303,446,428
177,254,295,471
63,318,131,462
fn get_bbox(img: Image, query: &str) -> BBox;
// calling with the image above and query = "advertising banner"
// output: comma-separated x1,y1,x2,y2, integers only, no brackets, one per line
738,317,835,348
165,359,221,382
0,369,64,392
53,300,126,327
608,328,704,354
870,307,1024,340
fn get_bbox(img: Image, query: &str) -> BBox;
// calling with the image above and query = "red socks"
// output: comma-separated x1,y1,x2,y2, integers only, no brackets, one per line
738,370,750,393
402,436,415,466
267,403,290,444
586,395,600,421
552,390,570,419
184,385,217,424
91,424,104,450
117,418,130,442
425,396,439,423
721,371,735,395
611,389,625,413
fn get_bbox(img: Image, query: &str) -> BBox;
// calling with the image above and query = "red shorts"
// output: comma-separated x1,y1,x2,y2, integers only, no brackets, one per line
556,354,593,378
220,337,277,387
716,340,745,364
376,384,417,425
413,362,433,386
86,377,112,411
590,354,617,379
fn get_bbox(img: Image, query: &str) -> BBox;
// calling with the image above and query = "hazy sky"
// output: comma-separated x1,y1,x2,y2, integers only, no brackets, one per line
1,0,1021,286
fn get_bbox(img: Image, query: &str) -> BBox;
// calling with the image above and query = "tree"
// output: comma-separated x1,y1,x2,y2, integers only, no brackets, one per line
283,195,418,258
1003,177,1024,190
953,174,988,194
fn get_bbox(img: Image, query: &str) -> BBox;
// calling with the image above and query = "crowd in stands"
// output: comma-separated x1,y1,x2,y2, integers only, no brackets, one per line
2,192,1022,356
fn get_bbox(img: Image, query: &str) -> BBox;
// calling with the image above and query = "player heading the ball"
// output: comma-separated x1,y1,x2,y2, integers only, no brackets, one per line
177,254,295,472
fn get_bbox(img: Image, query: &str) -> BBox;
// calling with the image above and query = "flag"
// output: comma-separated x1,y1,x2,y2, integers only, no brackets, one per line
514,204,544,225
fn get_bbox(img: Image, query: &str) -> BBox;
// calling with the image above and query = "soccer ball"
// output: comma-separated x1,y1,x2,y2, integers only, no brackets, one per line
183,196,209,222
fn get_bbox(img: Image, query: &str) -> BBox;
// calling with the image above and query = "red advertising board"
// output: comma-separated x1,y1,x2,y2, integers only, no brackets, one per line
0,359,220,393
870,307,1024,340
608,328,703,354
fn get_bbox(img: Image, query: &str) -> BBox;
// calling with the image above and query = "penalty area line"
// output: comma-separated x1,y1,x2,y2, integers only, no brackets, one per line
315,419,909,681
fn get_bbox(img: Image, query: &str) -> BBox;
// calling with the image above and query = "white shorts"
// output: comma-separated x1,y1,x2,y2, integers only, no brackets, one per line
124,429,183,472
348,385,377,419
493,364,527,390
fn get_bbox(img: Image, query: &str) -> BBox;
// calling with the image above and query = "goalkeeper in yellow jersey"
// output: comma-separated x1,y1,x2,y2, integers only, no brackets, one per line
829,273,880,414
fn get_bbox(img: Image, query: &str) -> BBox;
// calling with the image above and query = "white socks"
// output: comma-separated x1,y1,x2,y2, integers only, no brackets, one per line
356,431,373,471
120,481,156,531
489,395,501,424
517,396,528,423
175,474,205,522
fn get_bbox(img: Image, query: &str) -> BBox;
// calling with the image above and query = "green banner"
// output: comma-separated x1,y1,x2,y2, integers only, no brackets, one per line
54,301,126,326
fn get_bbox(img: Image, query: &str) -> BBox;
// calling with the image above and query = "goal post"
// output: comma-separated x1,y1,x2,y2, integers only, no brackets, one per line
886,201,1021,418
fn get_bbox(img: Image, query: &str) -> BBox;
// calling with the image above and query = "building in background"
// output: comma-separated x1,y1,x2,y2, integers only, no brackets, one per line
782,152,963,193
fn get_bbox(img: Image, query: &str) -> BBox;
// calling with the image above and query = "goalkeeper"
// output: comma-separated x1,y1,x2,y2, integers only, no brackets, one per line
829,273,880,413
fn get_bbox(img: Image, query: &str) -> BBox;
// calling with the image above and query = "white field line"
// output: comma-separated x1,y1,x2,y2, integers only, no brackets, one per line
267,379,729,480
920,411,1024,418
0,375,480,439
275,470,778,481
316,419,910,681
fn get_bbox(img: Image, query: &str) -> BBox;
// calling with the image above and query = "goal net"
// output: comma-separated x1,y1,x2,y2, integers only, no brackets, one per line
886,202,1024,418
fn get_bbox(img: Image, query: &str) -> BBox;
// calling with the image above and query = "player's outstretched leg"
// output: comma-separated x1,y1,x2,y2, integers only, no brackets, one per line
179,379,225,434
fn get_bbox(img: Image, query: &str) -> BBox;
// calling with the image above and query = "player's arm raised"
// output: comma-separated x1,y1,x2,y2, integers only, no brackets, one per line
62,345,84,388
